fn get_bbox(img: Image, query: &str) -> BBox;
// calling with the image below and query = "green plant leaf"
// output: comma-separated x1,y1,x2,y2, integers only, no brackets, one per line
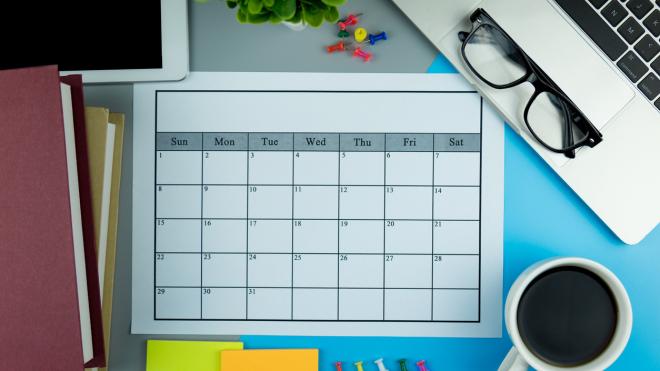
302,3,324,27
321,0,346,7
272,0,297,20
247,11,270,23
268,11,282,23
263,0,275,7
324,6,339,22
288,7,302,23
226,0,238,8
236,7,248,23
247,0,263,14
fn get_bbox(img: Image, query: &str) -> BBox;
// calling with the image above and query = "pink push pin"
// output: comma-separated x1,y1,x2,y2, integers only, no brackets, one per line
326,40,349,53
416,360,429,371
335,361,343,371
352,47,372,62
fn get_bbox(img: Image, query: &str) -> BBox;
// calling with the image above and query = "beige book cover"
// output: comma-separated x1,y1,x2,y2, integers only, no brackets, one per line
83,107,110,244
98,113,124,371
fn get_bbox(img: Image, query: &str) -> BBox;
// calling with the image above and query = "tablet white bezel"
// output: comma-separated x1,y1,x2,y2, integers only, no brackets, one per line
64,0,188,83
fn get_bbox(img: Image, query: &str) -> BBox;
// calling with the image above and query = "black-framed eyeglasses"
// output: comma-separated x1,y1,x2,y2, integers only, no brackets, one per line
458,9,603,159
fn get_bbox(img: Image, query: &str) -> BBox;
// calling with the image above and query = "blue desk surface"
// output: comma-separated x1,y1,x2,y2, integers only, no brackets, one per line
240,54,660,370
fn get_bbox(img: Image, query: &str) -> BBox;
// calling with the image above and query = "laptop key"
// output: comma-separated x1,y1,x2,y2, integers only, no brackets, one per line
643,10,660,37
589,0,609,7
655,97,660,110
634,35,660,61
555,0,628,60
618,17,645,43
601,1,629,26
617,51,650,82
626,0,653,19
652,56,660,75
638,73,660,99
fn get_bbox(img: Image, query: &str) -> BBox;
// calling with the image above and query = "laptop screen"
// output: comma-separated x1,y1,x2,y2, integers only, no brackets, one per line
0,1,162,71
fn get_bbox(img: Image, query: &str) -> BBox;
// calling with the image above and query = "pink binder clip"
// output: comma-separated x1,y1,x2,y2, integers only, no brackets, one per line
335,361,343,371
416,360,429,371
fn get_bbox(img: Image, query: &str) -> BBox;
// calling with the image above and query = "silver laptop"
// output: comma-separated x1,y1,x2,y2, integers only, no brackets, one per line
393,0,660,244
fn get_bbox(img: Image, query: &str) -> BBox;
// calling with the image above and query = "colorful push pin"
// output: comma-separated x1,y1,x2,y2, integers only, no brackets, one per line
374,358,389,371
338,30,350,38
368,31,388,45
352,47,372,62
398,359,409,371
354,27,368,43
338,13,360,29
354,361,365,371
416,360,429,371
335,361,343,371
326,40,349,53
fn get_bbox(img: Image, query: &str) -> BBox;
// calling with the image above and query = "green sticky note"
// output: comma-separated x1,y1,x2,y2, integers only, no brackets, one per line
146,340,243,371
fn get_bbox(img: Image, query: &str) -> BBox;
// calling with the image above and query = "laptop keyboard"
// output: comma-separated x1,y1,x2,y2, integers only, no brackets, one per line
555,0,660,110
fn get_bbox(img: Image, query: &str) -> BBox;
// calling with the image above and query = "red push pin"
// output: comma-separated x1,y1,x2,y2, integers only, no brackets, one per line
338,13,361,30
326,40,349,53
416,360,429,371
335,361,343,371
352,47,372,62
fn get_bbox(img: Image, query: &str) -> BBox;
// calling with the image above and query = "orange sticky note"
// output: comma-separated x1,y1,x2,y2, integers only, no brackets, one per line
220,349,318,371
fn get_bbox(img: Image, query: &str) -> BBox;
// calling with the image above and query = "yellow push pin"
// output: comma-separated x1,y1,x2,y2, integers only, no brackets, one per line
354,27,368,43
354,360,365,371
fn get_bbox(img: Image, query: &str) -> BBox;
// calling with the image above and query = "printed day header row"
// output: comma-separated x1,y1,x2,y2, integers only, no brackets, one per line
156,133,481,152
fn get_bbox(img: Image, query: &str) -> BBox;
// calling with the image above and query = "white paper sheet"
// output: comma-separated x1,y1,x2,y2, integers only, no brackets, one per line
132,72,503,337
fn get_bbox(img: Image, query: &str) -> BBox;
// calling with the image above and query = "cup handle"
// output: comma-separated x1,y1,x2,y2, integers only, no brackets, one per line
498,347,529,371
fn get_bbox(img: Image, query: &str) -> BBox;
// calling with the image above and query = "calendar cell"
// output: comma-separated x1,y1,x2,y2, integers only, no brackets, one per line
385,186,432,220
339,186,384,220
247,220,292,253
339,220,383,254
339,254,383,288
157,151,202,184
203,151,248,184
156,219,201,253
434,221,479,254
156,253,201,287
202,254,246,287
249,151,293,184
248,186,292,219
293,186,338,219
385,221,431,254
247,288,291,320
293,254,338,287
293,152,339,185
203,185,247,219
339,152,385,185
432,289,478,321
385,152,433,186
202,288,246,319
293,289,338,320
156,185,201,219
338,289,383,320
385,255,431,288
434,152,480,186
433,186,480,220
247,253,292,287
203,219,246,253
385,289,432,321
433,255,479,288
293,220,337,253
155,287,201,319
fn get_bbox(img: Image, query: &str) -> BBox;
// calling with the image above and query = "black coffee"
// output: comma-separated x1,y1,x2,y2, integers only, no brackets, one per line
517,266,618,367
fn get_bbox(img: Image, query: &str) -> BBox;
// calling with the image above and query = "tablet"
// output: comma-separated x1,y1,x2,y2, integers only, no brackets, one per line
0,0,188,83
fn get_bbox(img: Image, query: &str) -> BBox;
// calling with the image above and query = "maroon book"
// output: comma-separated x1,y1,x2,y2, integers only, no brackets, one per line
0,65,101,370
60,74,106,368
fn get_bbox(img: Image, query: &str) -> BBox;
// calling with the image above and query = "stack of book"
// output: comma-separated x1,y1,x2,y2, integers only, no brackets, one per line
0,65,124,370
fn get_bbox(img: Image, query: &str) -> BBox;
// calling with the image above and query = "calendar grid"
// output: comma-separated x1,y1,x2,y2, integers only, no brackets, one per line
155,130,483,322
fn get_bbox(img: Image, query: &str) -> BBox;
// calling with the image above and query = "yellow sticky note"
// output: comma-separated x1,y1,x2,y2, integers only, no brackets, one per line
220,349,318,371
146,340,243,371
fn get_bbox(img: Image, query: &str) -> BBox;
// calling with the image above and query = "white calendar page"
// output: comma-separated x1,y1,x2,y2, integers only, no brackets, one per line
132,73,504,337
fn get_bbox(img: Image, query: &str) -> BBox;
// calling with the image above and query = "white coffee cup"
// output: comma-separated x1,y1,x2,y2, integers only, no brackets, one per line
499,257,632,371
